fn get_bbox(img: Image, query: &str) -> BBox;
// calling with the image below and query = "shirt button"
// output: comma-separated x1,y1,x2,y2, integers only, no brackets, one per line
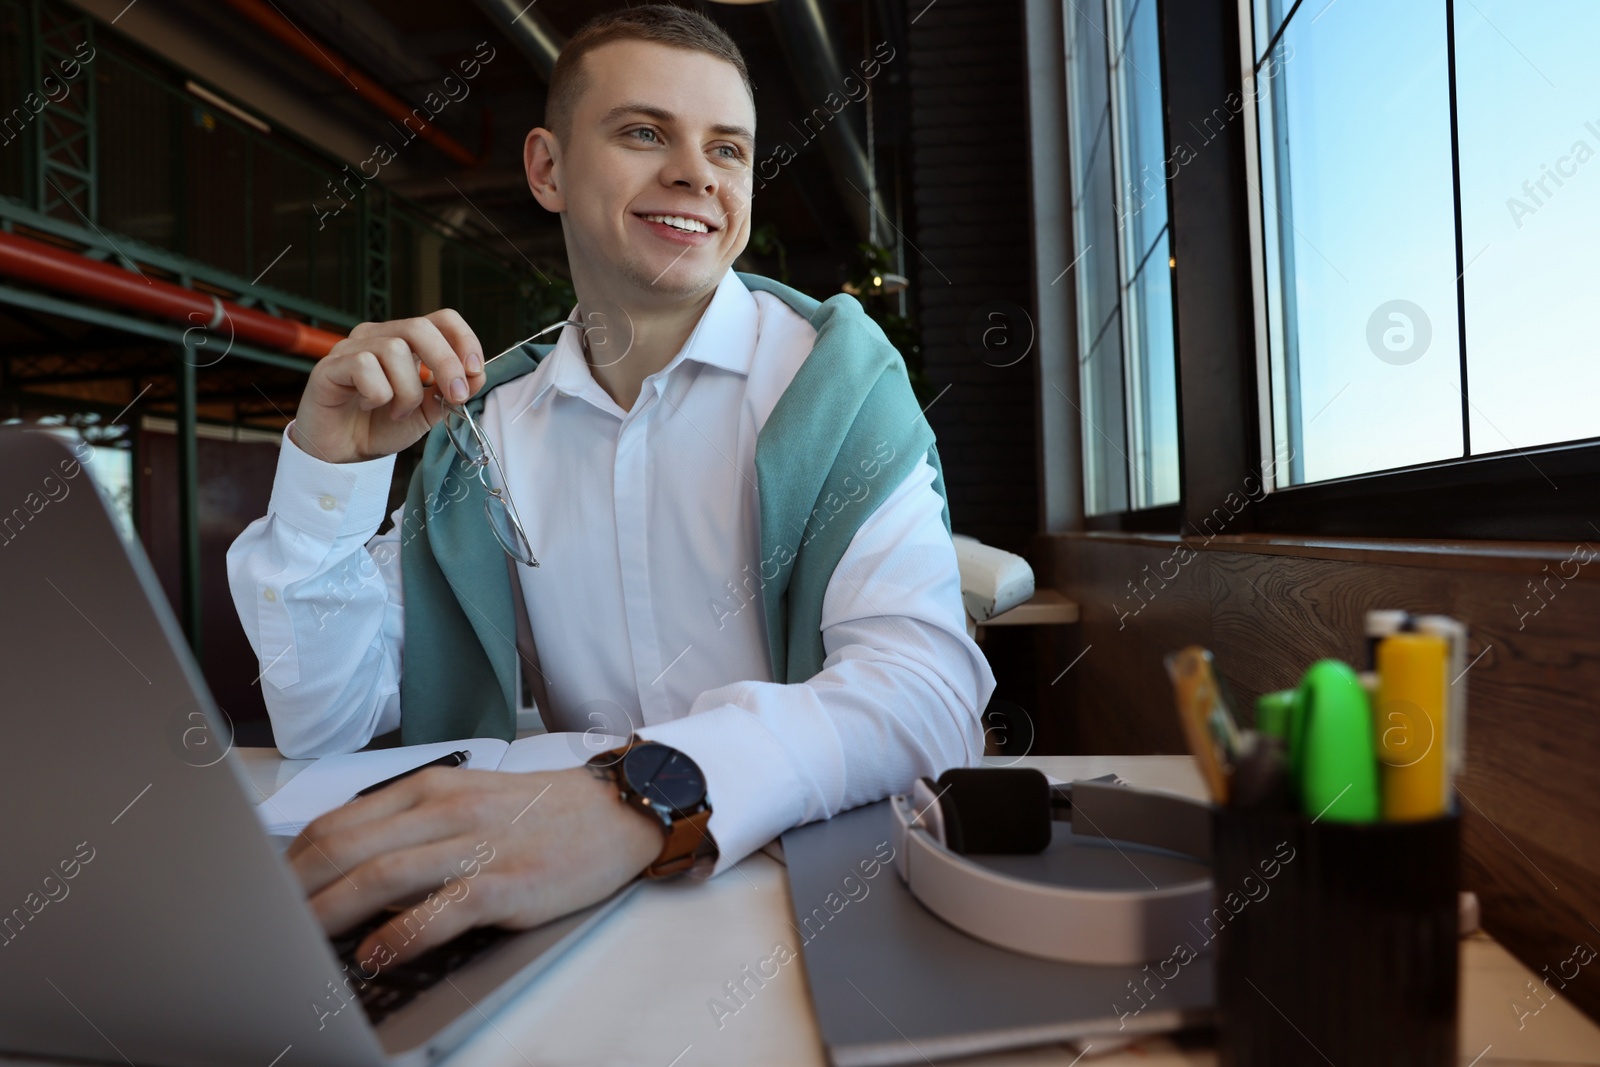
263,587,278,602
319,494,337,511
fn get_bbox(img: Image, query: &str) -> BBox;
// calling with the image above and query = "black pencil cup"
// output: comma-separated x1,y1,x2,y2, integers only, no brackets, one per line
1211,805,1459,1067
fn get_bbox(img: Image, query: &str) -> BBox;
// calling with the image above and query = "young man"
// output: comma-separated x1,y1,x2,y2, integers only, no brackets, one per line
227,5,992,968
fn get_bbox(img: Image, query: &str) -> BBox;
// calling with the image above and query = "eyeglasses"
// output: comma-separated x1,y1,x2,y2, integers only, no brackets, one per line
436,316,583,568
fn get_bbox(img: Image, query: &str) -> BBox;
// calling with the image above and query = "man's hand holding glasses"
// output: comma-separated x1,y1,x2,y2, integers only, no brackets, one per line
290,310,581,567
290,308,491,466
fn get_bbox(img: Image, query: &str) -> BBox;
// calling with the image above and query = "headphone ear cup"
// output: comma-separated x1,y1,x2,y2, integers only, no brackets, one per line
935,767,1054,855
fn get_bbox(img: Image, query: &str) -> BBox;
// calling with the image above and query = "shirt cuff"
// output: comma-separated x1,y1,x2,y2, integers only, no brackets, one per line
634,696,809,881
268,421,397,542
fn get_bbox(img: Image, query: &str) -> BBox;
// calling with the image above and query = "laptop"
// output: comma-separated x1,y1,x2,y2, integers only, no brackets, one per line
0,427,641,1067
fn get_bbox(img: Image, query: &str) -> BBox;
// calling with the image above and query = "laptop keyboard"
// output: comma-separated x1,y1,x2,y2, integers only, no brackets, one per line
329,913,517,1026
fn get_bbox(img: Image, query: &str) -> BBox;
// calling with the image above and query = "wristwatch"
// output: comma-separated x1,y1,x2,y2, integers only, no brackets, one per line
588,740,717,879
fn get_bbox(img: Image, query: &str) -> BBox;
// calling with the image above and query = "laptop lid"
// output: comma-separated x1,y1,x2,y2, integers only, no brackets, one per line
0,427,392,1066
0,427,640,1067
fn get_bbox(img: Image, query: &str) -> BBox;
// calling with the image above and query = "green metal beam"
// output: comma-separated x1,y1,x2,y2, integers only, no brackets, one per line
363,185,391,322
175,342,201,658
0,338,155,357
35,0,95,225
7,0,545,341
0,281,318,374
0,198,360,333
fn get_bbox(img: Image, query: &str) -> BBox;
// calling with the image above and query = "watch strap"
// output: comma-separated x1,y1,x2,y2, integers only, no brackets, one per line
645,806,717,878
592,742,717,879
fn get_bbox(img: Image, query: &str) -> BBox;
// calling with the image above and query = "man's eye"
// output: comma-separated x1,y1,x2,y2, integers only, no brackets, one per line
631,128,659,144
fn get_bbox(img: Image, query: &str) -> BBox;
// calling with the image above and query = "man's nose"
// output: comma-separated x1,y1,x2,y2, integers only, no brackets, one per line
663,145,718,193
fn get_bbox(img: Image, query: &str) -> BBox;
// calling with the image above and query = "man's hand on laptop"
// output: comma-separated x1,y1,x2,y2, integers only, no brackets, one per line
286,765,663,968
290,309,489,465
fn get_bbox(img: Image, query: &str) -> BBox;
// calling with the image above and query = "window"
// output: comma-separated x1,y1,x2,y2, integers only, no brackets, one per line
1,415,135,544
1249,0,1600,489
1065,0,1181,517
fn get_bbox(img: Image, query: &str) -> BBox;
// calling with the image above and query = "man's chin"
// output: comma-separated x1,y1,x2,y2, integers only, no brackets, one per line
616,253,726,301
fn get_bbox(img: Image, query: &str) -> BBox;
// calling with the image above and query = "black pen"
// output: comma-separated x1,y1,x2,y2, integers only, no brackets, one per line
350,750,471,802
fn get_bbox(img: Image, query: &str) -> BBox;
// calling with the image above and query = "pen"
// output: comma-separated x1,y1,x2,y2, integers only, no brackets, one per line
350,750,472,802
1164,646,1241,804
1413,614,1468,786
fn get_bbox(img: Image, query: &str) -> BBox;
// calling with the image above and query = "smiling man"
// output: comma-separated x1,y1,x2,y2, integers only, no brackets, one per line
227,4,993,968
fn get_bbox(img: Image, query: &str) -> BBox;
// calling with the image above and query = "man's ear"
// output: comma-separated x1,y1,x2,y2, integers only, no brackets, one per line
524,127,565,213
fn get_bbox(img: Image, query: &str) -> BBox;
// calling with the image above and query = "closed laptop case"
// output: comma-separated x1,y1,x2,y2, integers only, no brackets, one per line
780,798,1215,1066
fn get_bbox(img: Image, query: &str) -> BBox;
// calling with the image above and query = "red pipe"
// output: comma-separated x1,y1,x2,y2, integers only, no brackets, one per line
0,229,346,358
223,0,484,169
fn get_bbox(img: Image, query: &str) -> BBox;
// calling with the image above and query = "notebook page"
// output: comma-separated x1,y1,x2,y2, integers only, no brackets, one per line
496,732,629,774
255,738,509,835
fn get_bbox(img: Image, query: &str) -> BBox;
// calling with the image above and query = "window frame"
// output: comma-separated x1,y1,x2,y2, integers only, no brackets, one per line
1064,0,1600,543
1067,0,1186,528
1233,0,1600,541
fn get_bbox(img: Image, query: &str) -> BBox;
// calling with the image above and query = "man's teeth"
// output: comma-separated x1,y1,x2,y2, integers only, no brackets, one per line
642,214,710,233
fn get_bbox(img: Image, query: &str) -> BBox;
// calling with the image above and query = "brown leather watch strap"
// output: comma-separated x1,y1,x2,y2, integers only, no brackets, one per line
590,742,718,879
645,807,716,878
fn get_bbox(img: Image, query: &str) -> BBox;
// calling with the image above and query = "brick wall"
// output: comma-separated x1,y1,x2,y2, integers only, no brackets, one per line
907,0,1038,556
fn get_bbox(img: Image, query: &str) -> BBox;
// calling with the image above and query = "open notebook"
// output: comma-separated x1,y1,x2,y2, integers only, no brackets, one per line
254,733,627,836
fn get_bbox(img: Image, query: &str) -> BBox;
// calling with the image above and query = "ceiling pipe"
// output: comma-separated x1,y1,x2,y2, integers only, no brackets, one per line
765,0,892,244
222,0,486,169
466,0,567,81
0,231,345,358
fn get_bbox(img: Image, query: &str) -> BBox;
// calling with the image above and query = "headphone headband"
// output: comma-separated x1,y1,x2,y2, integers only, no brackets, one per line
890,776,1214,965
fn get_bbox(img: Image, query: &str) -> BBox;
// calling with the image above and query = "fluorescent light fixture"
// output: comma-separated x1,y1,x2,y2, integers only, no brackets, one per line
184,80,272,134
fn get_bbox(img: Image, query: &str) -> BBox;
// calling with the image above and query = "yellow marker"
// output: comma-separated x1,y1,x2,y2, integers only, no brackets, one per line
1375,632,1450,820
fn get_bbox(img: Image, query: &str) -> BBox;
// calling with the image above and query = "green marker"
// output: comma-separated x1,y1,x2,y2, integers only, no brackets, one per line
1254,689,1296,740
1294,660,1381,822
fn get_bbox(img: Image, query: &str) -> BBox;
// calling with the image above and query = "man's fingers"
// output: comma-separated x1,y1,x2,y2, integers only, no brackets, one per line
321,350,394,412
307,832,485,937
365,337,427,420
425,308,486,392
284,778,421,870
389,314,472,405
356,872,516,968
338,317,473,404
290,774,483,898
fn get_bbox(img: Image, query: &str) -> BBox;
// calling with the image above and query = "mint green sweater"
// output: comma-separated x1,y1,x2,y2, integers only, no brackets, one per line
397,272,948,744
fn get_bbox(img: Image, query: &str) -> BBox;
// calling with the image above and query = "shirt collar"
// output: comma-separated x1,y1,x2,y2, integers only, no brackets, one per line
520,269,759,411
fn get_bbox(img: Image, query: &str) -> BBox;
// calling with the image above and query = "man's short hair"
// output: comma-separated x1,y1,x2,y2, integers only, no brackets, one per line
544,4,754,144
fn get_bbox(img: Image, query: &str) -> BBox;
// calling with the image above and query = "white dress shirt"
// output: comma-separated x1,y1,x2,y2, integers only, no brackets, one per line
226,268,995,877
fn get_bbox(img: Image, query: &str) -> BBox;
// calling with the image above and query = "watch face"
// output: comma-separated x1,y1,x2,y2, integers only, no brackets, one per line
622,742,706,814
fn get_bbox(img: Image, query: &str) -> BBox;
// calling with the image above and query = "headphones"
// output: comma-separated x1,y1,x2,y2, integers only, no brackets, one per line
889,768,1215,965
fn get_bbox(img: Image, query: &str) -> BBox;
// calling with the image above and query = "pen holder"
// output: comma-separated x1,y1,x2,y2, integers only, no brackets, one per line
1212,805,1459,1067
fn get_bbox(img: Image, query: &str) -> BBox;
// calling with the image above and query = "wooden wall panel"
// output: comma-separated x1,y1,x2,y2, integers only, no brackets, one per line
1051,535,1211,755
1043,532,1600,1022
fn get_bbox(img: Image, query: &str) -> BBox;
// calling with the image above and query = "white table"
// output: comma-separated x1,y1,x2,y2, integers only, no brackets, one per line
220,749,1600,1067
